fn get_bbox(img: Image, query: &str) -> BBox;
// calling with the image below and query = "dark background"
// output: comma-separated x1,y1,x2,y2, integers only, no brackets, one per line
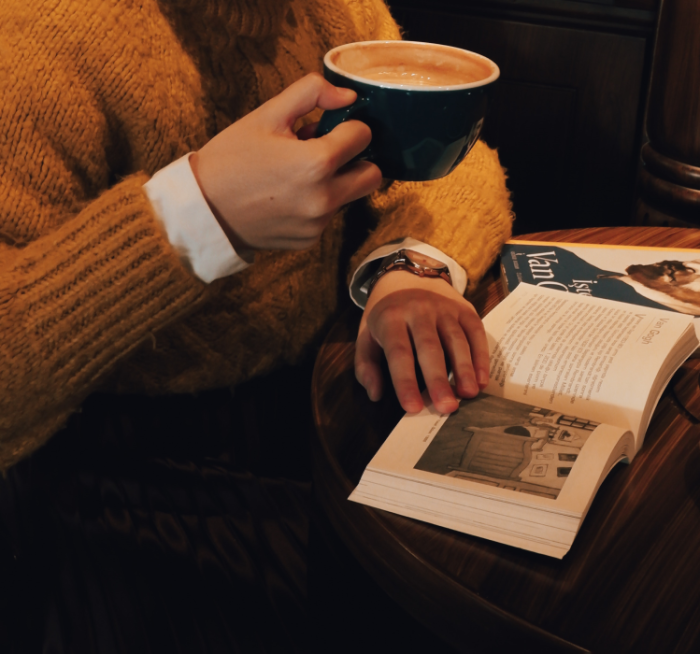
390,0,660,235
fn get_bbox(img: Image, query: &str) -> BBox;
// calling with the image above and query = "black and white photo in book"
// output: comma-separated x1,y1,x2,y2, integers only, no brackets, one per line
414,394,598,500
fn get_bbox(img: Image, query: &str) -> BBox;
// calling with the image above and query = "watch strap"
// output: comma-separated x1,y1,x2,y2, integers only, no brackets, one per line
366,249,452,297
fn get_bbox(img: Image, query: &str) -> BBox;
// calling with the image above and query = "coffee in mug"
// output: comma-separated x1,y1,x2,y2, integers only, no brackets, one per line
317,40,499,181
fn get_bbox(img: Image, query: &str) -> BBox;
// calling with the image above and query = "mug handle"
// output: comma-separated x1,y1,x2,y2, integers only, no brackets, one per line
316,96,371,138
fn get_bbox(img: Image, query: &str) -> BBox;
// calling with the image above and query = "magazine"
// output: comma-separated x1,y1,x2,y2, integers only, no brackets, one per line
500,239,700,349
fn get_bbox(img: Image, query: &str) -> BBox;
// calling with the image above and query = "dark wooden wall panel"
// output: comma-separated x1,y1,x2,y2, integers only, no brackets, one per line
391,5,652,234
636,0,700,227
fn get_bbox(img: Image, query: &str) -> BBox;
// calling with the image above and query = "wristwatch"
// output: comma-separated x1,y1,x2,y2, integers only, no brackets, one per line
366,249,452,297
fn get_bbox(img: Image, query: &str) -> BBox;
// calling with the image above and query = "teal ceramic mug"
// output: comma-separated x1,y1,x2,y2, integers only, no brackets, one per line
317,40,499,181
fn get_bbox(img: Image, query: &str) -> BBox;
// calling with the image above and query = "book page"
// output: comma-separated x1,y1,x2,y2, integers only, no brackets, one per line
482,283,694,446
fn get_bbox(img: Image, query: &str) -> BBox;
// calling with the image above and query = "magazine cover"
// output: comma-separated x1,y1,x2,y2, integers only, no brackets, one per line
501,240,700,347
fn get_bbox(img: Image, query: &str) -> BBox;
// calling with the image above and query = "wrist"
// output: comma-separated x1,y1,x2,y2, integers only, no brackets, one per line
189,151,254,259
367,248,452,297
365,269,463,316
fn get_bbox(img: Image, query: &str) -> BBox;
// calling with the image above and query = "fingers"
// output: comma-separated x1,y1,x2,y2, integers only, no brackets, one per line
271,74,381,197
411,315,461,414
258,159,379,251
355,320,385,402
330,159,383,205
458,309,490,389
382,325,424,413
296,121,319,141
439,323,478,399
362,278,490,415
265,73,356,129
316,118,374,169
437,303,488,399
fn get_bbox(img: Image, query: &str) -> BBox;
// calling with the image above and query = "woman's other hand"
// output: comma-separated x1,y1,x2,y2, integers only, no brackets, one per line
190,73,382,252
355,273,489,414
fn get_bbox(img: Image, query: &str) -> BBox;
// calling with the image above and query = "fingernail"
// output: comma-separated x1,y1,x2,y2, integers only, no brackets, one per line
405,398,423,413
478,370,489,388
440,397,459,413
360,376,378,402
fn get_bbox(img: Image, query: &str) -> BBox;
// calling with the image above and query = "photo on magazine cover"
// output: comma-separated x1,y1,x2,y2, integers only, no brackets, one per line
501,242,700,316
414,394,598,499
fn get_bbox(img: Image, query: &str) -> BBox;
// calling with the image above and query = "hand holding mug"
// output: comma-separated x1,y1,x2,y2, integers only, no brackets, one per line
190,73,382,252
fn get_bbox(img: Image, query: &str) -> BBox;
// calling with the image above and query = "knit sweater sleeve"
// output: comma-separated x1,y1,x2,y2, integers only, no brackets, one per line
345,0,514,286
0,2,209,469
350,142,513,287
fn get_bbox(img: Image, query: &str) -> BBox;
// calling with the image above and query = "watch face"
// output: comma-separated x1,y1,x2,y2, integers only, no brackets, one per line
404,249,446,270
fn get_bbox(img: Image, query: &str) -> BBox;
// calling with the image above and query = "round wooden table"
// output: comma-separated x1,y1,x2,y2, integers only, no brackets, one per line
312,227,700,654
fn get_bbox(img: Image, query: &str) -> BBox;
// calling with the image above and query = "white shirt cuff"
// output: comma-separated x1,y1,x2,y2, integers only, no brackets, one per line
143,153,251,284
349,237,468,308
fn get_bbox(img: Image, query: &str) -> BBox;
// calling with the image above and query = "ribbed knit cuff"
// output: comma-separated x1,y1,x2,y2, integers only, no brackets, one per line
0,174,207,469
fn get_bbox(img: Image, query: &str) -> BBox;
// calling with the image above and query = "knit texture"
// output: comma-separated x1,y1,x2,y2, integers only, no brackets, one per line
0,0,512,470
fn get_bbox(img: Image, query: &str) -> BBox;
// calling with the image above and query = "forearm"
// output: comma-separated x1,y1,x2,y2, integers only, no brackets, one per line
0,176,207,470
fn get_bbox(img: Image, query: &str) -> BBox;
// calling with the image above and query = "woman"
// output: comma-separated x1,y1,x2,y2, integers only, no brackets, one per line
0,0,512,650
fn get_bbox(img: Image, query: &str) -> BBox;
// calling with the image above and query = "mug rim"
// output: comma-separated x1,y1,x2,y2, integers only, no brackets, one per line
323,40,500,91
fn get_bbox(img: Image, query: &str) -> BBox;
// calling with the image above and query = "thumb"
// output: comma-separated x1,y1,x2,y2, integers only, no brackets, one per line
355,320,385,402
264,73,356,130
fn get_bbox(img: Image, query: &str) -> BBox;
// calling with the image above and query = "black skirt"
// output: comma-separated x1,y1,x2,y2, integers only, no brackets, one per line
0,365,314,654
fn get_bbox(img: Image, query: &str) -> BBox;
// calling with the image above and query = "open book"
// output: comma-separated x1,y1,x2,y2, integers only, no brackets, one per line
350,284,698,558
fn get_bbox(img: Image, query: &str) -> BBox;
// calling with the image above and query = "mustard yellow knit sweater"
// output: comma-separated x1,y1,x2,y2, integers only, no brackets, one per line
0,0,512,469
